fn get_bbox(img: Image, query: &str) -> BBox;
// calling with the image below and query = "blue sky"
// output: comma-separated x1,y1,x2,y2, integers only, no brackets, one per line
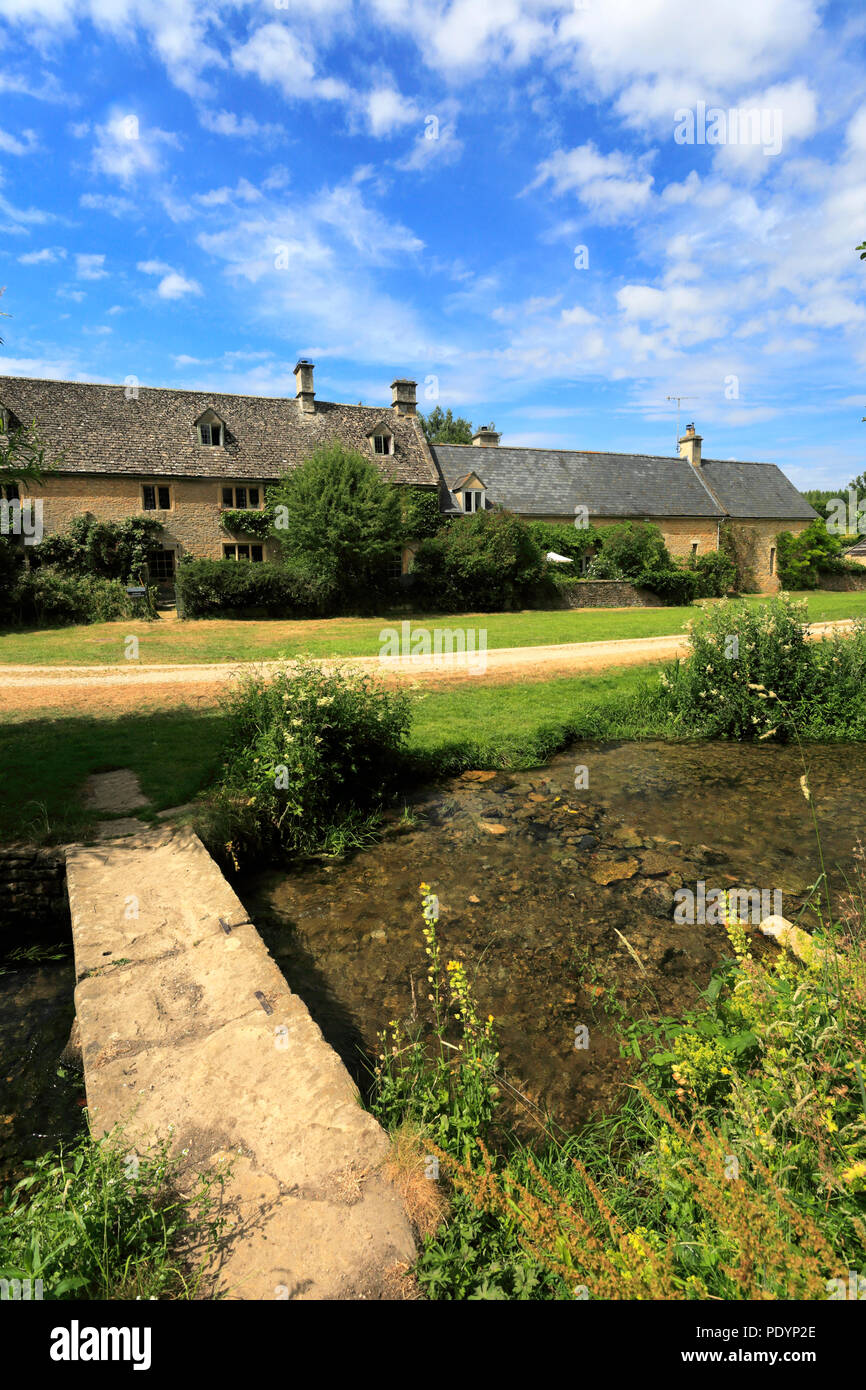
1,0,865,487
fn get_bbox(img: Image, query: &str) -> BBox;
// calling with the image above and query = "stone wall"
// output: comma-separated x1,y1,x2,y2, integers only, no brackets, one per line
0,846,69,941
554,580,665,608
815,568,866,591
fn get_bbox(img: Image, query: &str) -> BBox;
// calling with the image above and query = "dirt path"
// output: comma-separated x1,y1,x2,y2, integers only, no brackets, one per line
0,620,854,718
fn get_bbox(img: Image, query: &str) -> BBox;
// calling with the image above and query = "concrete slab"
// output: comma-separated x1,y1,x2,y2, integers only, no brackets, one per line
65,826,415,1300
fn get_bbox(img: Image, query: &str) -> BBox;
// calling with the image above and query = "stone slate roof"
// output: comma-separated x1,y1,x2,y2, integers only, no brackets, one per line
433,444,725,518
699,460,817,520
0,376,439,487
433,444,816,522
844,536,866,555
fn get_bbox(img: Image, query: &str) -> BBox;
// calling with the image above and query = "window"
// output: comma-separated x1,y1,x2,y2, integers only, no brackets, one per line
691,541,699,556
463,489,483,513
769,546,776,576
373,434,393,455
223,543,263,562
149,549,175,581
199,422,222,447
386,553,403,580
1,483,19,501
221,486,261,509
142,484,171,511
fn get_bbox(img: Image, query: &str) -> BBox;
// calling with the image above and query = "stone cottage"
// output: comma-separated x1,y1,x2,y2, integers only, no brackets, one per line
0,364,439,584
1,363,815,594
431,423,816,593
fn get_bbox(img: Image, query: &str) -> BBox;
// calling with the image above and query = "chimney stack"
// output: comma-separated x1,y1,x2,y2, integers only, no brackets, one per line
294,359,316,414
678,421,702,467
472,423,500,447
390,378,417,416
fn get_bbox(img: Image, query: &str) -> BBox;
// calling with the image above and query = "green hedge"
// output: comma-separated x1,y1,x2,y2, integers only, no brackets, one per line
175,558,308,618
12,569,130,626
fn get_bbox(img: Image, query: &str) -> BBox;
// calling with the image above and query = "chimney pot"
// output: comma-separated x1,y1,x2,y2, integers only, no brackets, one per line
390,378,417,417
472,423,500,447
294,359,316,414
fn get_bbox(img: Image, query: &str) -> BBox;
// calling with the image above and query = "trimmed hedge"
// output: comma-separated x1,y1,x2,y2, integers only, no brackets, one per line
12,569,130,626
175,559,306,618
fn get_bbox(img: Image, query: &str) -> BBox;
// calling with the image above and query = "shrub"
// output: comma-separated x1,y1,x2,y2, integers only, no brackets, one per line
656,595,813,739
776,517,864,590
175,558,305,618
638,565,700,605
411,510,545,611
12,568,129,626
201,660,412,866
594,521,671,578
720,520,757,593
526,520,599,565
585,552,624,580
689,549,737,597
404,488,444,541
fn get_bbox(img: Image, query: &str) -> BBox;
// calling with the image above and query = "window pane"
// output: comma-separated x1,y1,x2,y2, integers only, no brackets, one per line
213,425,222,446
200,423,211,446
235,487,247,510
251,545,263,562
237,545,250,560
158,487,170,509
142,486,156,510
222,487,233,507
223,545,235,559
249,488,260,508
5,483,19,501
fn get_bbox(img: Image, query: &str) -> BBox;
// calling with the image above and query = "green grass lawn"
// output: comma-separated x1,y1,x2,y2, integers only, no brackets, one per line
0,665,660,843
0,590,863,667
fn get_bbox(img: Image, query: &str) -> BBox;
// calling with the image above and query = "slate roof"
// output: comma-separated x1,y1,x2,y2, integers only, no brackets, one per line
432,444,816,522
699,460,817,520
433,444,725,518
844,536,866,555
0,377,439,487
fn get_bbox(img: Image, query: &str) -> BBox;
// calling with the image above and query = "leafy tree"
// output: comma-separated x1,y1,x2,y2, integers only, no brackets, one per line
412,509,545,611
526,519,599,564
775,517,852,589
36,515,164,581
403,487,443,540
269,442,402,605
593,521,672,578
419,406,474,445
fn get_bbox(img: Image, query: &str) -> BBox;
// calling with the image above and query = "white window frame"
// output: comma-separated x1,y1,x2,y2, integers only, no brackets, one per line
372,434,393,456
198,421,223,447
463,489,483,513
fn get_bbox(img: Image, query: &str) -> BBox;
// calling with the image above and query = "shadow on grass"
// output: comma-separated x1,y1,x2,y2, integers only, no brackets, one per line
0,708,228,845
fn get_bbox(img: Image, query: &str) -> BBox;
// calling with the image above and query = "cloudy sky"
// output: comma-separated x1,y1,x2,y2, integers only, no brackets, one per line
1,0,865,486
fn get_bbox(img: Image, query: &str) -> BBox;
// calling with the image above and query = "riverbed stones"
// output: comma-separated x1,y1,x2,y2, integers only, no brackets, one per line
478,820,508,835
460,770,497,783
587,857,640,885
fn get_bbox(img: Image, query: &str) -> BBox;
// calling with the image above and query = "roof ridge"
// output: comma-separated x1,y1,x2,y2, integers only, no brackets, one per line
0,374,398,413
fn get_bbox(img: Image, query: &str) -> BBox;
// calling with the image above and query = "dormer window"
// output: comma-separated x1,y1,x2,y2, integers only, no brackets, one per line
195,407,225,447
373,433,393,455
463,489,483,513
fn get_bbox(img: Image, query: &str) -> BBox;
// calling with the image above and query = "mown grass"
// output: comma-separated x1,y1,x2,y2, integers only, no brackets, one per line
0,589,863,666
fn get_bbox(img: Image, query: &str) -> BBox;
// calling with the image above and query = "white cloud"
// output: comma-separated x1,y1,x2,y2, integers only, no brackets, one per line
18,246,67,265
233,24,349,104
397,118,464,172
364,86,419,137
91,111,178,185
75,253,108,280
197,108,283,140
137,260,203,299
0,126,39,155
529,142,655,223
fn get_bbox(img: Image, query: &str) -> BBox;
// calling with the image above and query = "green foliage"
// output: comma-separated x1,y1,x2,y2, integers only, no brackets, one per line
411,509,545,611
36,514,165,583
269,442,403,607
218,508,273,540
403,487,443,540
594,521,671,578
419,406,474,445
527,520,600,563
12,569,130,626
0,1130,229,1299
688,549,737,597
175,558,304,618
585,551,624,579
201,660,412,867
656,594,866,740
720,519,757,594
776,517,861,590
